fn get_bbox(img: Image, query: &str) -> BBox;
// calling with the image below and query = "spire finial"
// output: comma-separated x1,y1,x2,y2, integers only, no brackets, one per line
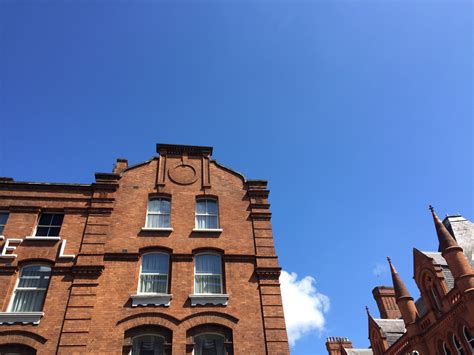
429,204,434,213
387,256,396,274
429,205,458,251
365,305,370,315
388,257,411,299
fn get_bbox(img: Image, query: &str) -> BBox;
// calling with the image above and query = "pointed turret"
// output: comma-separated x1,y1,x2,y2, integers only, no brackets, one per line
429,206,474,293
429,205,457,251
387,257,418,326
388,257,411,300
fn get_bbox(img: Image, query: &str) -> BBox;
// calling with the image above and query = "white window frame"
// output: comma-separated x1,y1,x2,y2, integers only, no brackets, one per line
194,198,220,231
144,198,172,230
443,342,452,355
194,252,223,295
8,264,51,313
32,212,64,239
138,252,170,295
0,211,9,236
463,326,474,351
452,334,465,355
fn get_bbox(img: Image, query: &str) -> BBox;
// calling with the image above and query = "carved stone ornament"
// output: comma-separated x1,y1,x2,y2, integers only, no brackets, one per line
168,164,198,185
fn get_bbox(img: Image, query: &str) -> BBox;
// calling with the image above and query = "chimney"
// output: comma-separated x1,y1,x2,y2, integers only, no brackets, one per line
372,286,401,319
326,337,352,355
113,159,128,174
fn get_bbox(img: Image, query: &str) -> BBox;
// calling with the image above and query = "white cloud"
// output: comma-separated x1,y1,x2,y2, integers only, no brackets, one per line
372,262,388,277
280,270,330,347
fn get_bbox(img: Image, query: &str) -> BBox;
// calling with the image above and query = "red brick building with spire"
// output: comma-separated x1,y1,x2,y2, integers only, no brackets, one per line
326,208,474,355
0,144,289,354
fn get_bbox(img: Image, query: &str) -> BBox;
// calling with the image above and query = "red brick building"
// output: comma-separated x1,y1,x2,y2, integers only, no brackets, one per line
0,144,289,354
326,209,474,355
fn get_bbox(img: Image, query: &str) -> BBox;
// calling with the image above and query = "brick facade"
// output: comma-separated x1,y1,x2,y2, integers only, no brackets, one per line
0,144,290,354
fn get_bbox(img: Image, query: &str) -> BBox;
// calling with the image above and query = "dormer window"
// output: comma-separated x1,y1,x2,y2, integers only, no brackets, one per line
146,198,171,229
195,198,219,230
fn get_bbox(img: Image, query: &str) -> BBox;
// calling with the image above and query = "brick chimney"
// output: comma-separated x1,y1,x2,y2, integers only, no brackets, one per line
112,158,128,174
372,286,401,319
326,337,352,355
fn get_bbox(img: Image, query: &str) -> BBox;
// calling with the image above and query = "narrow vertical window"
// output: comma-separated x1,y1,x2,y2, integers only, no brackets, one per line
35,213,63,237
9,265,51,312
463,326,474,351
146,198,171,228
139,253,170,294
443,342,452,355
452,335,465,355
195,254,222,294
0,212,8,235
195,199,219,230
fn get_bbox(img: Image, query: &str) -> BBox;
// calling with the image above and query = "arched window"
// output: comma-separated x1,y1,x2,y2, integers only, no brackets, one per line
187,324,233,355
146,198,171,229
9,265,51,312
195,199,219,230
195,253,223,294
123,325,172,355
452,334,465,355
139,253,170,294
0,344,36,355
194,333,226,355
424,274,441,311
131,335,166,355
463,326,474,351
443,342,452,355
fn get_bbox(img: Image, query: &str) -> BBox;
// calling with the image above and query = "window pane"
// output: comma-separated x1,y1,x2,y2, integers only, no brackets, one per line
139,275,168,293
0,213,8,234
38,214,53,225
159,199,171,213
196,216,206,229
158,215,170,228
11,290,46,312
147,215,159,228
18,266,51,288
207,200,218,215
142,254,169,274
48,227,61,236
132,335,165,355
207,216,218,229
194,334,225,355
195,275,222,294
35,227,49,236
148,200,160,213
51,214,64,226
196,200,206,214
196,255,221,274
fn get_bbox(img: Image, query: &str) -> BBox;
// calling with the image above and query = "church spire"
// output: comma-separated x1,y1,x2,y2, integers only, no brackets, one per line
387,257,411,300
387,257,418,326
429,205,457,251
429,205,474,292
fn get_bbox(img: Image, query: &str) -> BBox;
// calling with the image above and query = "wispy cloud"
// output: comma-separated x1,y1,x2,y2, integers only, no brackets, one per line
372,262,388,278
280,271,330,347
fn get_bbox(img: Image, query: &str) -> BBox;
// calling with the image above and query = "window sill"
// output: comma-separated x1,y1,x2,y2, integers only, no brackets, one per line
189,294,228,306
0,312,44,325
131,293,172,307
140,227,173,232
191,228,223,233
25,236,61,241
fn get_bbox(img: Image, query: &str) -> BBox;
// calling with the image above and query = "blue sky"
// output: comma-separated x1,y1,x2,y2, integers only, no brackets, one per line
1,1,472,354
